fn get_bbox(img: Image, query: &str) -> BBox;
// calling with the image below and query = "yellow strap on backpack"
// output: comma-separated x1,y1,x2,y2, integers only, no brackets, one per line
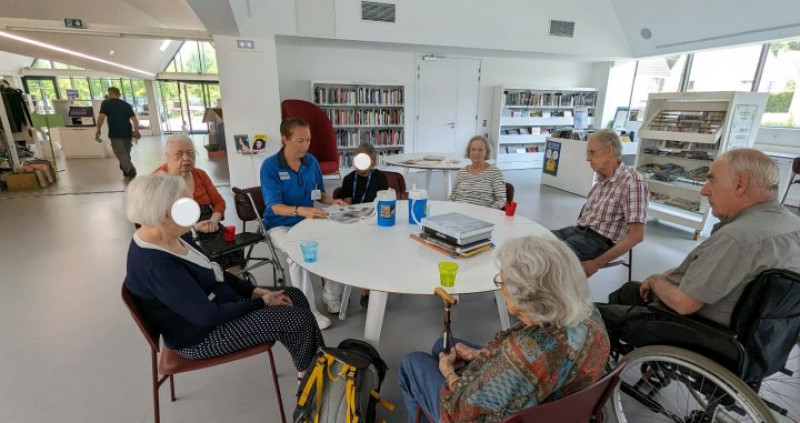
298,355,327,406
345,368,359,423
370,390,396,411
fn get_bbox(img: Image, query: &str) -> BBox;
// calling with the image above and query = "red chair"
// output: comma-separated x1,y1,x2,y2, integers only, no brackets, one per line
781,157,800,205
121,286,287,423
281,99,341,180
415,360,626,423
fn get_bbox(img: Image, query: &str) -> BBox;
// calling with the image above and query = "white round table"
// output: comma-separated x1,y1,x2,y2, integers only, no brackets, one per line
284,201,554,346
383,153,470,199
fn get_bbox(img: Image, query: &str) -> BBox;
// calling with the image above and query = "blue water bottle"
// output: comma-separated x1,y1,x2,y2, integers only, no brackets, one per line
408,186,428,225
376,188,397,227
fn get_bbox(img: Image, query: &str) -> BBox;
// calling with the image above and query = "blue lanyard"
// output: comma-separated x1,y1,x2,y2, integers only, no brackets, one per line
352,170,373,204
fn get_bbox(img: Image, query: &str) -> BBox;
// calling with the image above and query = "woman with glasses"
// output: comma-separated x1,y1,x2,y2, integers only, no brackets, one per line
154,133,242,269
398,236,610,422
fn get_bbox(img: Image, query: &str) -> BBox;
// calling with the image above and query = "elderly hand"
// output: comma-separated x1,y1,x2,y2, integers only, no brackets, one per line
581,259,602,277
454,343,489,362
193,220,218,233
261,290,293,307
438,348,458,376
640,278,653,302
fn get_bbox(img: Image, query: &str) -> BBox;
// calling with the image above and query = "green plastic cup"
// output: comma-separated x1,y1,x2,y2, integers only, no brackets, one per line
438,261,458,287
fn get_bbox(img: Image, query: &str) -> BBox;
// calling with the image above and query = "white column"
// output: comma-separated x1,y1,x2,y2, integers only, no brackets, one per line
0,92,21,171
144,80,161,136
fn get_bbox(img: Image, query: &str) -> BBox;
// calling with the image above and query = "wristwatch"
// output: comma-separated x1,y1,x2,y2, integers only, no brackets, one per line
294,206,299,216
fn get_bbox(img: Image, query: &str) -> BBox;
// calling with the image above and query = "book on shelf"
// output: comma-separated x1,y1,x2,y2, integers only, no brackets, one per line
421,212,494,244
525,146,539,153
530,127,541,135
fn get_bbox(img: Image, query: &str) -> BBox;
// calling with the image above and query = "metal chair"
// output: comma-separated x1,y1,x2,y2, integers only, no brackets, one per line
780,157,800,205
231,186,286,287
600,250,633,282
121,285,286,423
414,359,627,423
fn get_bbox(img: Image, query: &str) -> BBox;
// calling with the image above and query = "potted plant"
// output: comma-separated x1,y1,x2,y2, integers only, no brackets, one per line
204,137,226,158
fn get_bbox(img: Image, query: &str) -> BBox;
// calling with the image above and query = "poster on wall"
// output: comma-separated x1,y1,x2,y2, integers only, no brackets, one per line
252,133,267,152
543,140,562,176
66,89,79,100
234,134,251,153
725,104,758,150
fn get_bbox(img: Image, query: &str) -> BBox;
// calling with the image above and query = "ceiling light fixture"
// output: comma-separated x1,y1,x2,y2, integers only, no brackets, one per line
0,30,155,77
109,50,115,55
159,39,171,51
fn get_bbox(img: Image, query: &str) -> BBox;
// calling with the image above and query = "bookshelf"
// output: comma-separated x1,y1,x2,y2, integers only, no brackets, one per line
634,91,767,240
490,86,598,170
311,81,405,169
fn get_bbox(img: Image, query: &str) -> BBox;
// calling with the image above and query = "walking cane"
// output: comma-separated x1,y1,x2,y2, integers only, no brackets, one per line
434,287,458,353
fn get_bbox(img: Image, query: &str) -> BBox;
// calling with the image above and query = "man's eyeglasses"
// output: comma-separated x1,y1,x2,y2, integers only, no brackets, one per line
169,150,196,159
493,273,504,288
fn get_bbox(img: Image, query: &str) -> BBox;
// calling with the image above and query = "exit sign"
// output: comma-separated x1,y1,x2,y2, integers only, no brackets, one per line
64,18,84,28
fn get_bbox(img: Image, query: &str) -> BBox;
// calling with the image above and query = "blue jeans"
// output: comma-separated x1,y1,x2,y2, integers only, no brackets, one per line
398,337,483,423
552,225,614,261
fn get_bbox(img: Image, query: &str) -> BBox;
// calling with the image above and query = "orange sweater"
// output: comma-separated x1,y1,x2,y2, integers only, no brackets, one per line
154,164,226,215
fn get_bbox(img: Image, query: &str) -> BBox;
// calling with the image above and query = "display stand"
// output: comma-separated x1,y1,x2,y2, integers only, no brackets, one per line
635,91,767,239
490,86,598,170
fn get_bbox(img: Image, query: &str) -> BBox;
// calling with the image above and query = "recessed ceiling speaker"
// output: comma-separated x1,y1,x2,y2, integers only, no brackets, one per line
641,28,652,39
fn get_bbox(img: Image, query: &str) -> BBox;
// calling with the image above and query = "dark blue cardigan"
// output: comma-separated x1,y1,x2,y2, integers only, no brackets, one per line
124,237,263,349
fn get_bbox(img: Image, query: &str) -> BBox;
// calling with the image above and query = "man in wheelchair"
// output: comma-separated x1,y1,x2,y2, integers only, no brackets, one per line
596,149,800,422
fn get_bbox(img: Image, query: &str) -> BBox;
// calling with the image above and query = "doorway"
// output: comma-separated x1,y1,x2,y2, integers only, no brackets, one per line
156,81,220,133
415,57,481,154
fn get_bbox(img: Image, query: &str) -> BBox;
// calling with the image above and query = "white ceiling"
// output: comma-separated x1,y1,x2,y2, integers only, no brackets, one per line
1,0,800,78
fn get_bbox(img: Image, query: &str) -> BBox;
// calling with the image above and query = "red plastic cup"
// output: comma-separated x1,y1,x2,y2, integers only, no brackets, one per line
223,225,236,242
505,201,517,216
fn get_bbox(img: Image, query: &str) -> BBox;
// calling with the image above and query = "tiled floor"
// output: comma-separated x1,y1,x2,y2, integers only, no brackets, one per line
1,135,708,422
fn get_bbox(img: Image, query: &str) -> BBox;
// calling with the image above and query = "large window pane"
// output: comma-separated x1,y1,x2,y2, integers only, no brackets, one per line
759,39,800,127
57,77,73,99
687,45,762,92
630,55,686,112
200,42,218,73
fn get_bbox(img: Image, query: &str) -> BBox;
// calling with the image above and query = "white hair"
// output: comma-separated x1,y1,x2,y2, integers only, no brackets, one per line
165,132,193,154
721,148,780,200
590,129,622,158
495,236,593,328
125,174,186,226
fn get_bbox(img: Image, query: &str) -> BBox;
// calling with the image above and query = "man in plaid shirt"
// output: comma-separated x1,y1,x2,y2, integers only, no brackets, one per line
553,130,648,276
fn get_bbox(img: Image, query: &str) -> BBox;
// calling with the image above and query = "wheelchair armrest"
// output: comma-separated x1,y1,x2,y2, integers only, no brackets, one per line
613,303,746,375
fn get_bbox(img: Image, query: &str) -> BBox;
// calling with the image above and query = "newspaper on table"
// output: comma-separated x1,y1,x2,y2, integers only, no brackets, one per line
326,204,375,224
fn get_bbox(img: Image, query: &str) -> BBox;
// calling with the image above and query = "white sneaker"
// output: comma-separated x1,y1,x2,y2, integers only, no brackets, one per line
313,311,332,330
325,298,341,314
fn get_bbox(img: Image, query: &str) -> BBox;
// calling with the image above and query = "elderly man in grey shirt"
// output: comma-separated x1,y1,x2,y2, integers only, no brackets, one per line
598,148,800,329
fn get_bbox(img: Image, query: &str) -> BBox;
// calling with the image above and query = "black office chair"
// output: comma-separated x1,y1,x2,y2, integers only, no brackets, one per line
780,157,800,206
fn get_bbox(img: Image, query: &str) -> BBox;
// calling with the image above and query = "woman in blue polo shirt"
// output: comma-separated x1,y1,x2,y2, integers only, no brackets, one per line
260,118,346,330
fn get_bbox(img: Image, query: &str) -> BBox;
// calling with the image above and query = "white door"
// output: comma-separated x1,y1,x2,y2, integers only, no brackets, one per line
415,57,480,154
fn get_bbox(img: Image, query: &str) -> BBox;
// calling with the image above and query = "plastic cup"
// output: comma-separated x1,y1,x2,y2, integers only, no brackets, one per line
505,201,517,217
438,261,458,287
300,240,319,263
223,225,236,242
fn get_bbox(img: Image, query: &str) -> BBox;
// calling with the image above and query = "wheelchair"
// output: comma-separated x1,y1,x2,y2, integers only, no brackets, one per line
606,269,800,423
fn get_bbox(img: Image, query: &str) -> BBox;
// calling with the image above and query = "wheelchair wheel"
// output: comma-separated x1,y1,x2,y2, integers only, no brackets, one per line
757,341,800,422
613,345,775,423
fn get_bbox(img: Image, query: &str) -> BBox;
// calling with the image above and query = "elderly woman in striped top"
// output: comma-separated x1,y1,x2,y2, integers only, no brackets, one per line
449,135,507,209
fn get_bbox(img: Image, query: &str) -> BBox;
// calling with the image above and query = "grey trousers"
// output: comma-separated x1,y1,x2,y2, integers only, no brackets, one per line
109,137,135,175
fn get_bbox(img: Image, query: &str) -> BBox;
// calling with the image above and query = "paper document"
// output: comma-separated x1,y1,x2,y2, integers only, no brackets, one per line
326,205,375,224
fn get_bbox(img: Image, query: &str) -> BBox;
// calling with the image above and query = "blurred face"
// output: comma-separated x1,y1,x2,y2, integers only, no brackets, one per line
701,158,739,220
165,139,196,174
585,136,614,173
282,126,311,160
468,139,488,164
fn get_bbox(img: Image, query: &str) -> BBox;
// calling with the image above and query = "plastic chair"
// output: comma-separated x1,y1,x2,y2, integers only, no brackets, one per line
280,99,341,180
121,285,286,423
415,359,626,423
231,187,287,287
780,157,800,205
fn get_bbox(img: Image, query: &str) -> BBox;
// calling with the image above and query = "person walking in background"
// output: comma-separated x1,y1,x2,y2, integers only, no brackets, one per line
97,86,140,179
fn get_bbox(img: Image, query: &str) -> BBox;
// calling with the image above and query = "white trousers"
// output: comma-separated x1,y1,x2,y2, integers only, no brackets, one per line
268,226,342,314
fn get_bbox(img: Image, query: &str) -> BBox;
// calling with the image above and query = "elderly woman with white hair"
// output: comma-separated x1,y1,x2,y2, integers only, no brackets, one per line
153,133,242,269
124,174,324,379
398,236,610,422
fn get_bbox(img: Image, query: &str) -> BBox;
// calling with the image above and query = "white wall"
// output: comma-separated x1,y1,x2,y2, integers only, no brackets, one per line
276,42,602,154
214,35,283,188
597,60,637,129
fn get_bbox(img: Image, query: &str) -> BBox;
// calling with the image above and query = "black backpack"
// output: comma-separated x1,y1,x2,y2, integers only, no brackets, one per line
294,339,393,423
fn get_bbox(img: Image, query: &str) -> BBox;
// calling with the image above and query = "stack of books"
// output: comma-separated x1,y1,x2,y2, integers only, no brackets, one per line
410,212,494,258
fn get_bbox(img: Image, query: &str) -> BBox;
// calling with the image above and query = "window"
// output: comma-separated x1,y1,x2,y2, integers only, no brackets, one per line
629,55,686,112
57,77,91,100
758,39,800,127
31,59,85,70
687,44,762,92
163,41,218,74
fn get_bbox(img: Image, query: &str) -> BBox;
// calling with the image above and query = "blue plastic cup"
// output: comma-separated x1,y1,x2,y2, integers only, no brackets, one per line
300,240,319,263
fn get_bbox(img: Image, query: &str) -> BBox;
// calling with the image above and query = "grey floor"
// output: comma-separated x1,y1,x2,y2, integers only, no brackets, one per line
0,134,707,423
